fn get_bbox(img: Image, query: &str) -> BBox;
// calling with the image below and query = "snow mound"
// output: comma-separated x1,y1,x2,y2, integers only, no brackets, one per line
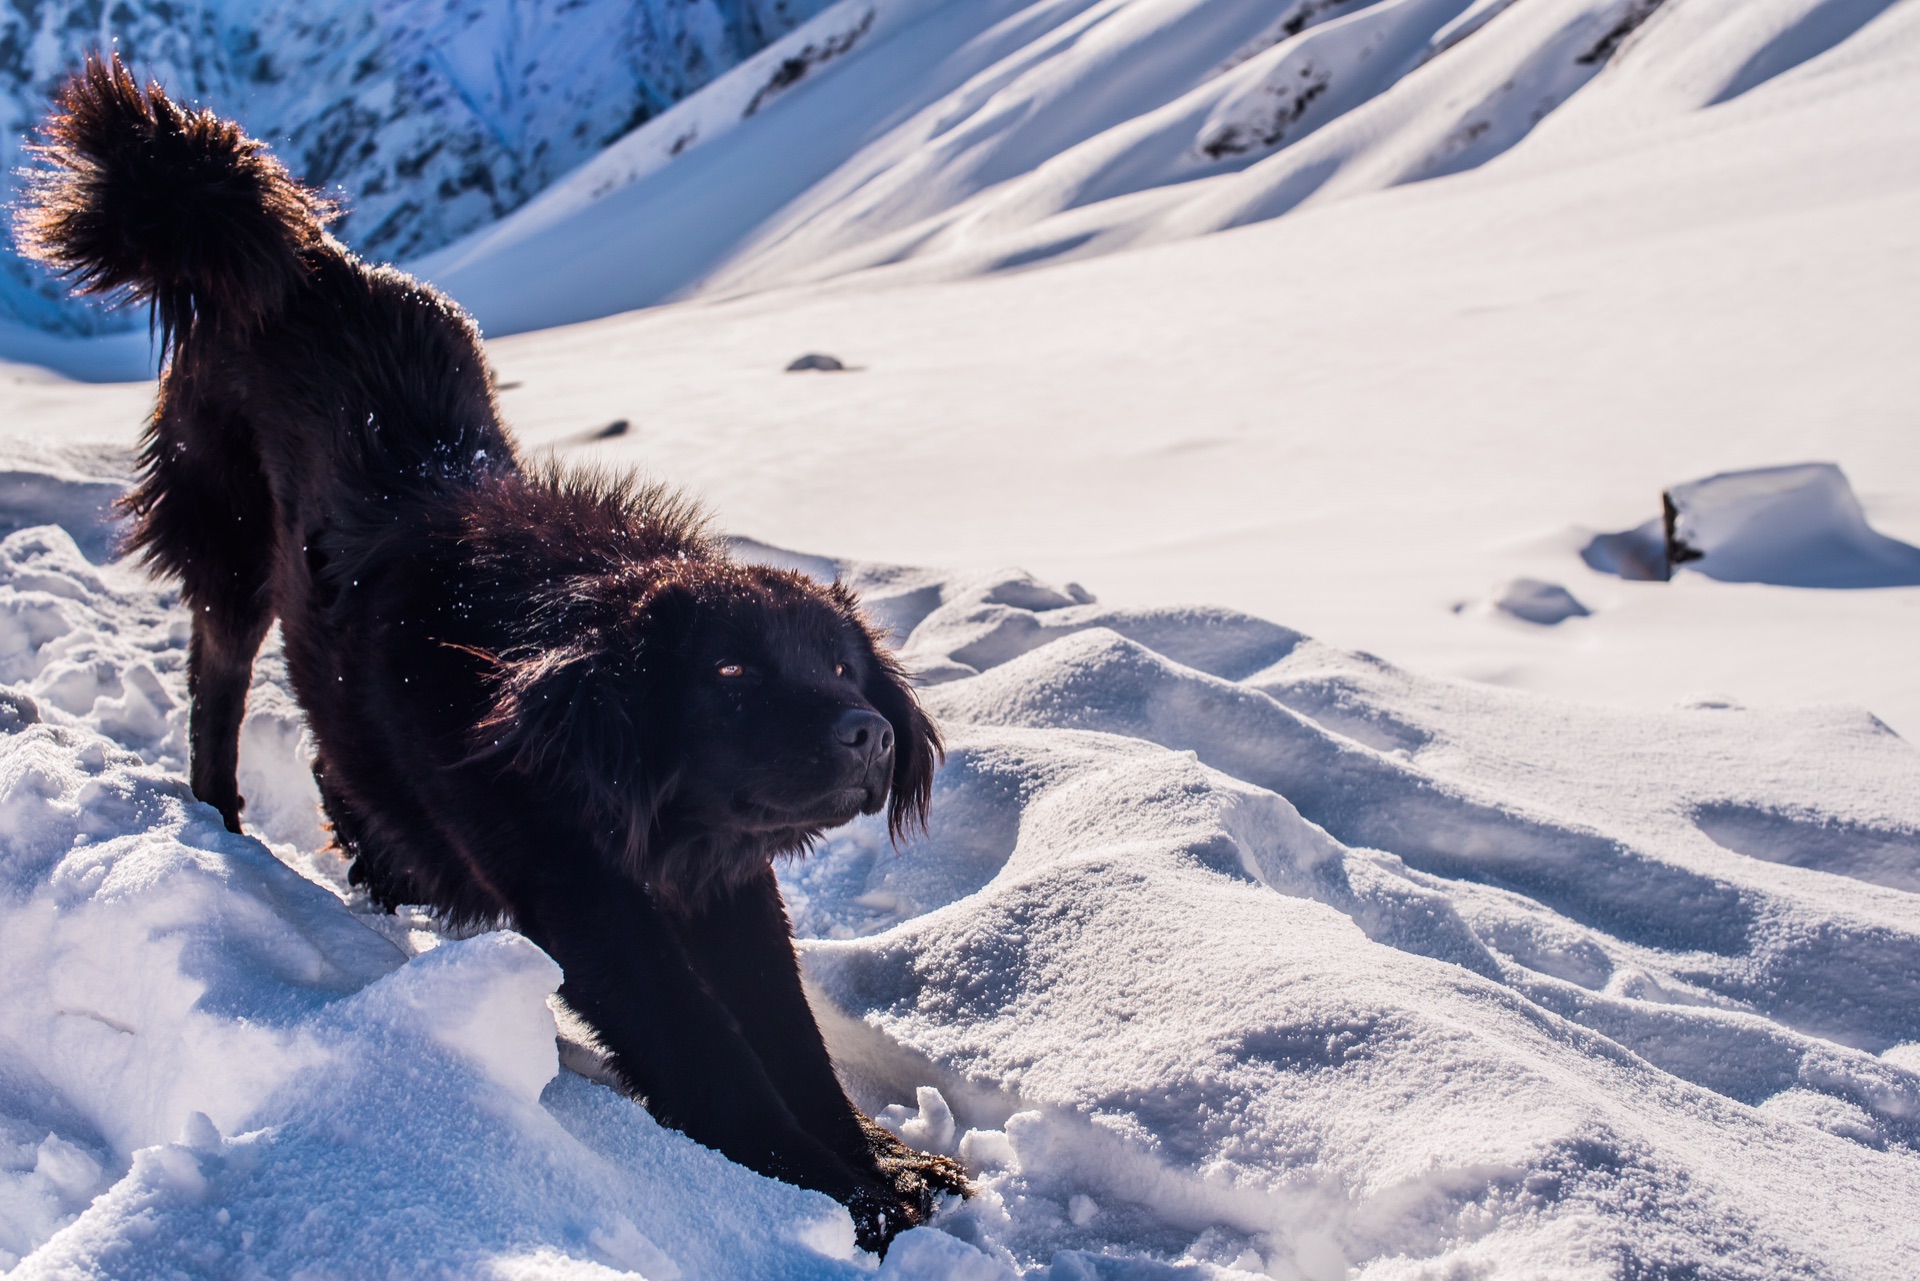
1669,463,1920,588
1585,463,1920,588
4,469,1920,1276
779,547,1920,1276
0,442,131,564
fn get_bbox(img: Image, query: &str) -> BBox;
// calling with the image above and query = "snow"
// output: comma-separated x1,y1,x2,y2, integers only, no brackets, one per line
438,0,1920,743
1666,464,1920,589
0,520,918,1280
0,459,1917,1275
1468,579,1592,625
1584,464,1920,587
2,0,1919,1274
404,0,1920,338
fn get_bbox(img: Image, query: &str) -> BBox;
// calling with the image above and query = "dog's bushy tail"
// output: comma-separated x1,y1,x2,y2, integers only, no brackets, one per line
14,54,333,350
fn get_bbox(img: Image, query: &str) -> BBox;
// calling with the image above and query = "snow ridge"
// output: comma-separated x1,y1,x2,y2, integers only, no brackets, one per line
415,0,1915,337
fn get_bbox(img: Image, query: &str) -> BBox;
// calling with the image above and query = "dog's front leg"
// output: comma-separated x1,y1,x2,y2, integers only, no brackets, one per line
510,864,873,1204
671,865,873,1153
672,865,971,1246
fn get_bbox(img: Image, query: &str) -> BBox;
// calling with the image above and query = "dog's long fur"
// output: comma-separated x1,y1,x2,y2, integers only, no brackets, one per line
19,56,963,1250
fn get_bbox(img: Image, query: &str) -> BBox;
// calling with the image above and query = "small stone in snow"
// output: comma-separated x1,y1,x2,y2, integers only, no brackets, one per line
1491,578,1591,625
785,353,847,372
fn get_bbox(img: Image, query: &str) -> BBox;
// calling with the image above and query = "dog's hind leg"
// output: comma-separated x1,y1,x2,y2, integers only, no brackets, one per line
188,606,271,833
125,391,277,833
315,756,427,909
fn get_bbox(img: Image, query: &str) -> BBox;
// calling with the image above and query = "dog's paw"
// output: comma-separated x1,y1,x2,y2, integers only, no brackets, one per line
843,1120,973,1254
193,783,247,834
881,1143,973,1205
847,1183,916,1256
861,1119,974,1246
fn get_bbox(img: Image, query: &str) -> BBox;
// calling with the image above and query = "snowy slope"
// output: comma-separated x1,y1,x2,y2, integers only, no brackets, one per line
452,0,1920,743
0,0,834,334
415,0,1917,334
1,468,1918,1277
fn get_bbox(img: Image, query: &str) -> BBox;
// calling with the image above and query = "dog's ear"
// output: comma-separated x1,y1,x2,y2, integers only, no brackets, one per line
476,641,644,797
852,629,943,844
472,582,695,857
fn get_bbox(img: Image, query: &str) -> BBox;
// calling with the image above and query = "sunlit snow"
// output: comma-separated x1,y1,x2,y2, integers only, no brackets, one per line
2,0,1919,1276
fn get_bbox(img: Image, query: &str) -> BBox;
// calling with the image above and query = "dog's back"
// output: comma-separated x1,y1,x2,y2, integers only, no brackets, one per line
18,55,513,533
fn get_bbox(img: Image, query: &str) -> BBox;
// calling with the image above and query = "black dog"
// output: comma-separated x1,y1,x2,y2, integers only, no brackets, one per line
19,56,965,1250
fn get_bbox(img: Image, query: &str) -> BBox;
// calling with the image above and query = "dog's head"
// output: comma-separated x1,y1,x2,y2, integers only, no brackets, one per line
476,558,940,909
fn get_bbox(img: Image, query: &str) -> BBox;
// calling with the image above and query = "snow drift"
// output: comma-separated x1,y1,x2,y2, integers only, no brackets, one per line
1666,464,1920,588
2,456,1918,1277
1584,463,1920,588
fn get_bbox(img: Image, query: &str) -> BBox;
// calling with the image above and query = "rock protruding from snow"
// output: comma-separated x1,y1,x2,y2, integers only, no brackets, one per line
1479,576,1593,624
1581,515,1671,581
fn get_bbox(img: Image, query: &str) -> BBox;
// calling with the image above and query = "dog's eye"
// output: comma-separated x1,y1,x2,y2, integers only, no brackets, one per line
834,662,847,679
716,661,746,678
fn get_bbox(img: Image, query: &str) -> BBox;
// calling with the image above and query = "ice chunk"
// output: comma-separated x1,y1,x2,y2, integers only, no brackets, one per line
876,1086,957,1155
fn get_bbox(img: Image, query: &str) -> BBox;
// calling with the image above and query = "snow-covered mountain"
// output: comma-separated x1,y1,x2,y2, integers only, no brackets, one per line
418,0,1908,334
0,0,834,334
10,0,1898,347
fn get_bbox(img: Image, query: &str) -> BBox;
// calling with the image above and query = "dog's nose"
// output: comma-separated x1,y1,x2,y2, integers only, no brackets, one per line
833,708,894,766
